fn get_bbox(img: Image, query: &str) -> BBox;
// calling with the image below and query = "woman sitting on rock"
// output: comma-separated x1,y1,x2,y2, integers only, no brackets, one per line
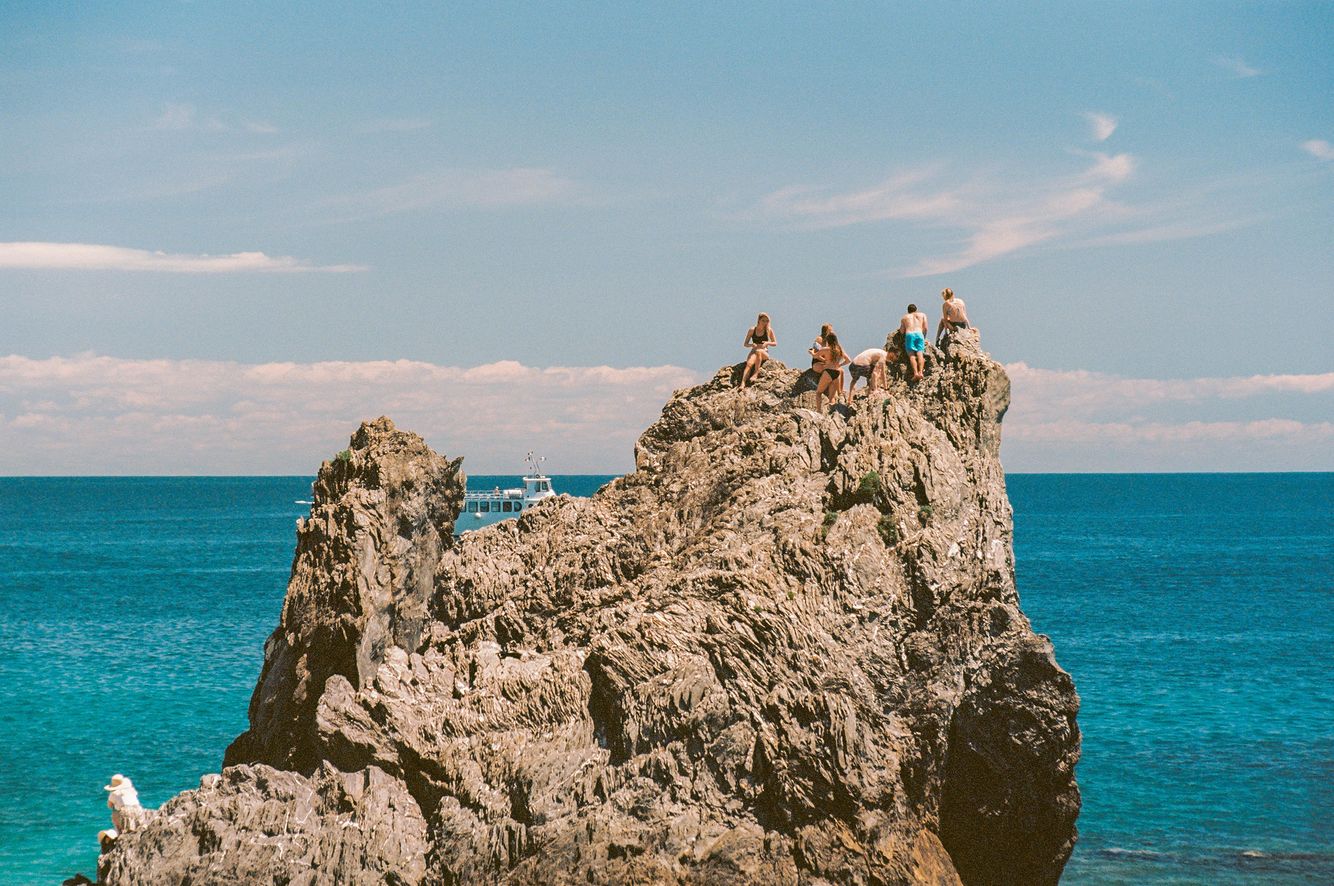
739,312,776,388
814,331,849,411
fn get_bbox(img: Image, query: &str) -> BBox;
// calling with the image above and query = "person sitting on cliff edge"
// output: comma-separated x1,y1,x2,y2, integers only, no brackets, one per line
898,303,930,382
935,287,970,346
739,312,776,388
98,774,148,846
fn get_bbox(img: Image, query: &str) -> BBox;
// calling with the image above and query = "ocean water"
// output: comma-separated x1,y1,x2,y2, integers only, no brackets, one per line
1,474,1330,884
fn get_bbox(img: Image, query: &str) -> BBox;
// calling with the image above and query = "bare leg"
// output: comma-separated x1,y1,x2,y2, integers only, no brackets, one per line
740,352,757,387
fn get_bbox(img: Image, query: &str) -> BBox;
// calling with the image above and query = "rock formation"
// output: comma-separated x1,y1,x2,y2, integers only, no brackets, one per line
98,331,1080,885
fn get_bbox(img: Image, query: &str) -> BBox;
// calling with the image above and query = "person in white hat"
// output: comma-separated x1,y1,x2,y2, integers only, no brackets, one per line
101,774,146,841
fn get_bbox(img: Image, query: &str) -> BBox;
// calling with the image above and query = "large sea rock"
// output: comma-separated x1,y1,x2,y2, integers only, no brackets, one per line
98,332,1080,885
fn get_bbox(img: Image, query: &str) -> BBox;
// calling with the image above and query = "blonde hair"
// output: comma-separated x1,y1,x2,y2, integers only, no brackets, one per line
820,323,833,338
941,288,954,300
756,312,771,334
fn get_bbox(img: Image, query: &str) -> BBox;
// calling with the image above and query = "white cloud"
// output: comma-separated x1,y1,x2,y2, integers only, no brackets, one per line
1214,55,1261,78
1301,139,1334,161
750,145,1249,276
0,242,366,273
755,169,963,229
152,102,227,132
897,153,1135,277
1006,363,1334,404
3,354,1326,474
151,103,276,133
0,355,700,474
321,167,578,221
1083,111,1117,142
356,117,433,133
1001,363,1334,470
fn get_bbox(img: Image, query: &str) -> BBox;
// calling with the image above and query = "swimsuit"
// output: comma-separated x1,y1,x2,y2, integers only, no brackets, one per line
751,329,770,347
824,368,841,379
904,331,926,353
849,349,886,380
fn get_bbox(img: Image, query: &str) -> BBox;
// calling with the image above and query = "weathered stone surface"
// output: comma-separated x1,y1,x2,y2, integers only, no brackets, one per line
98,765,428,885
224,417,465,773
99,332,1079,885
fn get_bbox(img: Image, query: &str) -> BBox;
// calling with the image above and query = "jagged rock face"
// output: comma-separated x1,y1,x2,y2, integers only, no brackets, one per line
101,333,1080,885
97,765,429,886
224,417,466,772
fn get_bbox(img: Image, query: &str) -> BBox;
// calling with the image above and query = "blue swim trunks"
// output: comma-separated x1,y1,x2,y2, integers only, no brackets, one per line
904,331,926,353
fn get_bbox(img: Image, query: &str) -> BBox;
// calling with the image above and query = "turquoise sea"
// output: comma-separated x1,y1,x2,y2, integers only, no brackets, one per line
1,474,1331,884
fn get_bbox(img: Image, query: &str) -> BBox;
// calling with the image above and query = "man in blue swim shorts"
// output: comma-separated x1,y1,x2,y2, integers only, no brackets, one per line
898,303,930,381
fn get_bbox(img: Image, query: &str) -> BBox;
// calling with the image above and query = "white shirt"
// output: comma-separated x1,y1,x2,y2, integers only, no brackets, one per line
852,348,887,366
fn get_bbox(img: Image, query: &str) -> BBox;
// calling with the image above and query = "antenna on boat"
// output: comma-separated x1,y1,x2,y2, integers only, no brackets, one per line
526,451,545,478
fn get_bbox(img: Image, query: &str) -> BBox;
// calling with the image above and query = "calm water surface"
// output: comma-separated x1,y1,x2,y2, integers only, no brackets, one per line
1,473,1330,883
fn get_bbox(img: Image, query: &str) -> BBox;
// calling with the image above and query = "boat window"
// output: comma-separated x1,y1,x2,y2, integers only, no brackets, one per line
480,501,490,513
466,501,477,513
502,501,513,512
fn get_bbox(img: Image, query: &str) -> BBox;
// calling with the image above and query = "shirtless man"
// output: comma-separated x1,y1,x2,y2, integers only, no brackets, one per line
848,347,888,394
935,287,970,346
898,304,930,382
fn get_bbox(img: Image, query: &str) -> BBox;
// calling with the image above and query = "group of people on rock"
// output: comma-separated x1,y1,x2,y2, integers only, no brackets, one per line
738,289,972,410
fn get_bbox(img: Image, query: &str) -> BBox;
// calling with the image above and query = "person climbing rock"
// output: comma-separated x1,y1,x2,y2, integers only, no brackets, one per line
848,347,888,394
898,303,930,382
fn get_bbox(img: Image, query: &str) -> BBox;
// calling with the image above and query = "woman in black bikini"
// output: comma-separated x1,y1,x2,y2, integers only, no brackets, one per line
740,312,776,388
815,331,849,411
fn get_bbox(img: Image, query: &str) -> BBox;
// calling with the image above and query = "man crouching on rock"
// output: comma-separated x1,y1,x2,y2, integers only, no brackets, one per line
848,347,888,394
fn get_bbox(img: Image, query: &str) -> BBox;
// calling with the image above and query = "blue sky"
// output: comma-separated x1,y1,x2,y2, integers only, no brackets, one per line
1,2,1331,472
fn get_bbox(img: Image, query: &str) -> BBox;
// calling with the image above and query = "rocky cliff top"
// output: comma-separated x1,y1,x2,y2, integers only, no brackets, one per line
98,331,1080,886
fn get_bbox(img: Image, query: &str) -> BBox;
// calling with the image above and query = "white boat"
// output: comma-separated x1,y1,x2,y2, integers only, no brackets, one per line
457,453,556,533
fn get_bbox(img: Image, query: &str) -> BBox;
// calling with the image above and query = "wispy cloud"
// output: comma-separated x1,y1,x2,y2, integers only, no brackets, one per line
356,117,433,134
754,168,963,229
151,102,278,134
1002,363,1334,470
0,242,366,273
319,167,578,221
897,151,1135,277
1083,111,1117,142
1076,217,1256,247
1214,55,1261,78
750,143,1254,277
0,355,699,474
1301,139,1334,162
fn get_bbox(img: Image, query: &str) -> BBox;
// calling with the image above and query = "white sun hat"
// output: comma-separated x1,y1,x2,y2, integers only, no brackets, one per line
104,774,131,791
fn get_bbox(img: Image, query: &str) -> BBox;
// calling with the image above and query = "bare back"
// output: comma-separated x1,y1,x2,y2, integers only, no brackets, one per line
943,298,968,323
900,312,928,334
